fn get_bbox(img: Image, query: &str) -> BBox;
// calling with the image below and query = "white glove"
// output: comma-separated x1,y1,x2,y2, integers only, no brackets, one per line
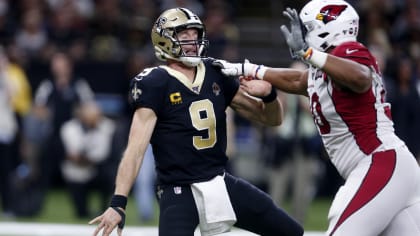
212,59,265,78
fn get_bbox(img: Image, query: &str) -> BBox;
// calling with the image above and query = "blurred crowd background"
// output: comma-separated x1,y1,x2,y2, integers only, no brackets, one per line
0,0,419,226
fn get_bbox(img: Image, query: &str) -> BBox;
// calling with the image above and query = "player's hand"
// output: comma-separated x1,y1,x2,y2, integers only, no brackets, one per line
280,8,309,59
212,59,258,78
240,77,273,98
89,207,125,236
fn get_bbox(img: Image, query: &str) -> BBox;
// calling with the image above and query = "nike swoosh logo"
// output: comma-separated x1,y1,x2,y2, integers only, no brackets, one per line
346,49,358,54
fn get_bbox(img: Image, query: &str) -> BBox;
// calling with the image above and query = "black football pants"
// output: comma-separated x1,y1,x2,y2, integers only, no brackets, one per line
157,172,304,236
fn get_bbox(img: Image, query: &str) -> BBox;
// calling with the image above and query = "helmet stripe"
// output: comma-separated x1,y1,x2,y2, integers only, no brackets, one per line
178,8,192,20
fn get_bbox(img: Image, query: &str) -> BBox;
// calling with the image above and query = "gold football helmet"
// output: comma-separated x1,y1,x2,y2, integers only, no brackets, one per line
151,8,209,67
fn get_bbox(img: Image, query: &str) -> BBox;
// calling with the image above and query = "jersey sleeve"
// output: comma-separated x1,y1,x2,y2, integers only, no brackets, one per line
128,67,165,114
331,42,378,71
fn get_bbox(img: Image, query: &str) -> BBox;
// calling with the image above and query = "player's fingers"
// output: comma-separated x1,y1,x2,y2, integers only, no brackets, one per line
212,60,225,68
221,68,237,76
282,10,293,20
221,68,230,75
242,76,254,81
89,215,102,225
92,221,105,236
102,224,115,236
239,84,250,92
117,228,123,236
280,25,291,39
291,9,299,18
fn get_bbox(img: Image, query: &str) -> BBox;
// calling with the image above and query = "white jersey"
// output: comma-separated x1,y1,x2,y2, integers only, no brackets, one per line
306,41,404,179
306,42,420,236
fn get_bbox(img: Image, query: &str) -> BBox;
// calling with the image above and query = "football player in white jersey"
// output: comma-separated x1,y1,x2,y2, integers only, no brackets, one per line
213,0,420,235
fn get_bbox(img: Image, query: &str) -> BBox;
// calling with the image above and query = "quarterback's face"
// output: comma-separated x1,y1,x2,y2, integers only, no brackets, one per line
176,28,199,56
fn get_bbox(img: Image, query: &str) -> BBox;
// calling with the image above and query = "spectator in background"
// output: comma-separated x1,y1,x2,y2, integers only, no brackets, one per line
46,0,94,20
0,45,32,216
60,101,117,218
0,46,19,218
88,0,126,62
13,101,51,217
0,44,33,217
122,0,158,52
263,61,323,224
202,1,239,60
0,44,32,132
46,0,89,62
32,51,94,190
0,0,16,46
159,0,204,17
389,1,420,59
224,106,237,174
14,8,48,61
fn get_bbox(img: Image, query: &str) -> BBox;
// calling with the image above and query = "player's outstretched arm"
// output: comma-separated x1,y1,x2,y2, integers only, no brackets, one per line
262,67,309,96
212,59,266,79
213,57,309,96
89,107,157,236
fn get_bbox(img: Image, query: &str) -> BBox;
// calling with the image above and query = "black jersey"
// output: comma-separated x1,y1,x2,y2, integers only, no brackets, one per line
129,59,239,185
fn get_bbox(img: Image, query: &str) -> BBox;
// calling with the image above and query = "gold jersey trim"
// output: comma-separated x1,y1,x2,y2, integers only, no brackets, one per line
160,62,206,94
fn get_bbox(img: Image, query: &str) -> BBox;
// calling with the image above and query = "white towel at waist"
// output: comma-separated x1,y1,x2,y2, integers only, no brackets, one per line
191,174,237,236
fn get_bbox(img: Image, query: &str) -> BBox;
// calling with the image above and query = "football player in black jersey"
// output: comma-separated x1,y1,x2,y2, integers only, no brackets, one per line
90,7,303,236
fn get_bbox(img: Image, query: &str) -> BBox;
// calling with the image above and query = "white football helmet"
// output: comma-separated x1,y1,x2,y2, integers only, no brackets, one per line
299,0,359,52
151,8,209,67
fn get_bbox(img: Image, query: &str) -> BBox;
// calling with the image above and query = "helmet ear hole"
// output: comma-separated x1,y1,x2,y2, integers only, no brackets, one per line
318,33,329,38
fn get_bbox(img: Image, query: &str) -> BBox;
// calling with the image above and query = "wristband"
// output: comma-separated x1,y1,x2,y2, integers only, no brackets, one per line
260,87,277,103
254,65,267,80
111,207,126,229
302,47,312,59
303,47,327,68
110,194,127,210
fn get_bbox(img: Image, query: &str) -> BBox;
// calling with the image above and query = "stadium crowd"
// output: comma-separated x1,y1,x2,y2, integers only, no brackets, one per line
0,0,419,225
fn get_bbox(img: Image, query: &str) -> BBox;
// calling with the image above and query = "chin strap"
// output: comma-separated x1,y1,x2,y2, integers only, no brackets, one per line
180,56,202,67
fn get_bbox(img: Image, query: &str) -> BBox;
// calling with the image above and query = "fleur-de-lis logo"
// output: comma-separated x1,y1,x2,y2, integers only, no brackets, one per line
155,17,167,35
131,83,142,101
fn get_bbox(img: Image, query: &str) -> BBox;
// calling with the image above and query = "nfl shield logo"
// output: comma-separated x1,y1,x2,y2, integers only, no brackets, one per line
174,186,182,194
